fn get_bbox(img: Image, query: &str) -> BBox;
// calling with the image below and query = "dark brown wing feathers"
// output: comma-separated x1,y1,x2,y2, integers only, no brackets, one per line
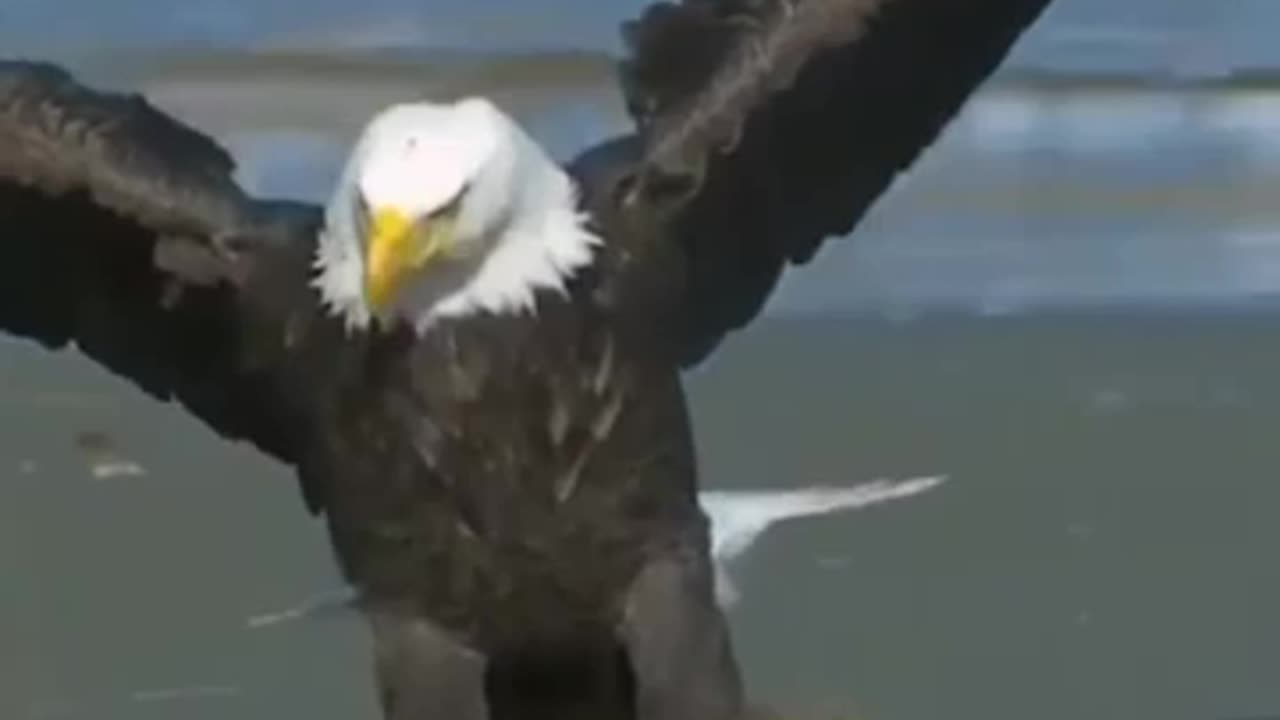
0,61,245,239
610,0,1052,364
0,60,328,483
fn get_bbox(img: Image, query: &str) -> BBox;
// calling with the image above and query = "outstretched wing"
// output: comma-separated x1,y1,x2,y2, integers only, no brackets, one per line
577,0,1051,365
0,60,341,503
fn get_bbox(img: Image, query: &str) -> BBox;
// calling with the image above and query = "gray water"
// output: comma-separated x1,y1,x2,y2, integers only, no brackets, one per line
5,1,1280,718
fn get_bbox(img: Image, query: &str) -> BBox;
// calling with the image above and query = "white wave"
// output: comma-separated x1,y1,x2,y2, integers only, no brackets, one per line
702,475,948,607
246,475,948,627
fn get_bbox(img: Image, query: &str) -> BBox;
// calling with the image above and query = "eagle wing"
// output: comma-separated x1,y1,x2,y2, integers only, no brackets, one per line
577,0,1052,364
0,60,341,505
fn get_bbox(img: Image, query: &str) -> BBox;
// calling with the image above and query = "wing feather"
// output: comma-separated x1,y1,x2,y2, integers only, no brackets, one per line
588,0,1052,364
0,60,338,506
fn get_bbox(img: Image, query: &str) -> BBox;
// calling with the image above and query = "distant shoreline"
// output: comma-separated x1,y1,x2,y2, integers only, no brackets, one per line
26,46,1280,95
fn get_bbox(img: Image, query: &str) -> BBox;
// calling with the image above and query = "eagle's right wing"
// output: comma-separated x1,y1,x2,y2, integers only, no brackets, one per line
0,60,345,509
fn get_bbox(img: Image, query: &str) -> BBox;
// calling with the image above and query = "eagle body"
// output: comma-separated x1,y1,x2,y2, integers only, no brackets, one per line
311,281,705,655
0,1,1054,717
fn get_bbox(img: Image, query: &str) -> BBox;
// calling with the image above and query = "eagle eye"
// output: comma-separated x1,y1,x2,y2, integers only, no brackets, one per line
428,183,469,220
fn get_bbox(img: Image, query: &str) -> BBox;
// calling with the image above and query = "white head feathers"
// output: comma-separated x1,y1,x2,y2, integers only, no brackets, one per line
313,97,600,332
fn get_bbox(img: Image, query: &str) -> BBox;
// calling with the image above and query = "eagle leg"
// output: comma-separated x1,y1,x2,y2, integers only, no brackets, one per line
618,553,745,720
366,609,490,720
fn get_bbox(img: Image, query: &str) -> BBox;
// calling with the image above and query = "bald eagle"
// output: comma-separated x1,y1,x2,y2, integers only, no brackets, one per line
0,0,1050,718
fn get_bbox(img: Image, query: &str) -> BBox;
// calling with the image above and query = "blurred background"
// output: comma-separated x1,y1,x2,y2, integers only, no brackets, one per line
3,1,1280,719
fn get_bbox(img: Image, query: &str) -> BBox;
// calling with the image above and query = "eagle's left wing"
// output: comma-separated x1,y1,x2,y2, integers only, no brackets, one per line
573,0,1053,365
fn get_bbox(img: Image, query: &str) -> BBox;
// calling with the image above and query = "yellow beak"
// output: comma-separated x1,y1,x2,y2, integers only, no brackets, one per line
364,207,452,318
